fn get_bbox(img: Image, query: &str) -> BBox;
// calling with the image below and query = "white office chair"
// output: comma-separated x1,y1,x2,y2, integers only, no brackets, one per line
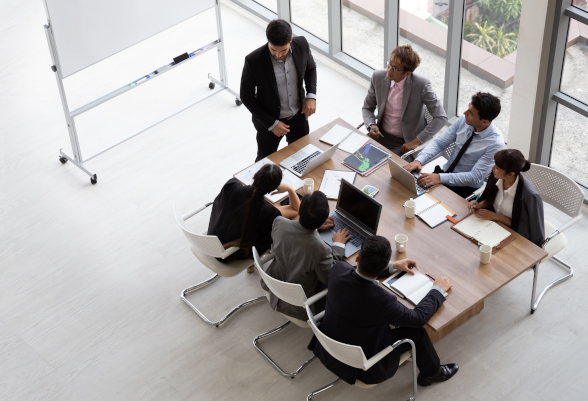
521,164,584,313
252,246,318,378
304,291,416,401
173,203,267,327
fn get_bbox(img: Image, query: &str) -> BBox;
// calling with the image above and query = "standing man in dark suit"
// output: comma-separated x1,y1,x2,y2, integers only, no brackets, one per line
308,236,458,387
362,45,447,157
240,19,317,161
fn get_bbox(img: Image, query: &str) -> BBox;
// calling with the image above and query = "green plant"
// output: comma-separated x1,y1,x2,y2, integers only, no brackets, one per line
467,21,496,52
491,0,523,22
492,24,517,57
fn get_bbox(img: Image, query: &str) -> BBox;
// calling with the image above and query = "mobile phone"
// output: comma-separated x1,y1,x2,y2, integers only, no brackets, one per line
280,192,303,206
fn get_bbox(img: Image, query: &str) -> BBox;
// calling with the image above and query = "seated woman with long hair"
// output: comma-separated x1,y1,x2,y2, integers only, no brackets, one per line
207,164,302,263
469,149,545,246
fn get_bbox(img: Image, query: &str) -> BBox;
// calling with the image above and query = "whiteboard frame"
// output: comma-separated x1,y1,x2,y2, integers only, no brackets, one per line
45,0,240,184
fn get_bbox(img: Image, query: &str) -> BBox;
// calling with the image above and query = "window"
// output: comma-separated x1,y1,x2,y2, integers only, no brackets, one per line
560,20,588,106
573,0,588,11
458,0,522,142
291,0,329,42
255,0,277,13
341,0,385,69
550,104,588,187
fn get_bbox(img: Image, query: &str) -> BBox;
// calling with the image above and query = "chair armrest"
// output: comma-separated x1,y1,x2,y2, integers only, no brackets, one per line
401,142,428,160
220,246,240,258
182,202,213,221
305,289,328,307
315,310,325,322
258,251,276,265
465,184,486,201
364,345,394,370
542,215,583,249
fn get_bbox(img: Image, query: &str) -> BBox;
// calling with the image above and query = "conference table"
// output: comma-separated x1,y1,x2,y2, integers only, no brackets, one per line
247,118,548,343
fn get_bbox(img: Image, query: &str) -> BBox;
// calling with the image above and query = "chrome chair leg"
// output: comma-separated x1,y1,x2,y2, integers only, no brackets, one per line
531,257,574,314
181,274,266,327
307,378,342,400
253,321,317,378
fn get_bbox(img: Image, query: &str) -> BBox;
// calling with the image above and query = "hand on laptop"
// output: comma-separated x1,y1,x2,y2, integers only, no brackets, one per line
332,228,352,244
403,160,422,173
417,173,440,188
318,216,334,230
391,259,418,275
271,121,290,137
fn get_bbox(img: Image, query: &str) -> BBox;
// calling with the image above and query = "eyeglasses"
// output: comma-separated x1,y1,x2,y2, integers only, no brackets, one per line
387,59,407,73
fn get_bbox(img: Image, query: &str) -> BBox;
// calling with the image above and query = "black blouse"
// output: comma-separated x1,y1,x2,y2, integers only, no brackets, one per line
207,178,281,263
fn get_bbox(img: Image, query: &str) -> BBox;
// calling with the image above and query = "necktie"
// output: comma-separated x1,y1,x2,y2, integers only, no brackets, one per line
445,131,477,173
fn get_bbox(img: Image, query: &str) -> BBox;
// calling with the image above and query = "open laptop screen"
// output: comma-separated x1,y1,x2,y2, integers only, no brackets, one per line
336,179,382,234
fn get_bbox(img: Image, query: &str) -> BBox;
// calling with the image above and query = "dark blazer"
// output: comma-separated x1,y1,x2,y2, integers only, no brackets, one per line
479,173,545,247
207,178,281,263
240,36,317,132
308,262,445,385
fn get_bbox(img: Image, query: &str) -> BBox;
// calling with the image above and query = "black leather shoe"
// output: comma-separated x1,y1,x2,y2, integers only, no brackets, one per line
417,364,459,386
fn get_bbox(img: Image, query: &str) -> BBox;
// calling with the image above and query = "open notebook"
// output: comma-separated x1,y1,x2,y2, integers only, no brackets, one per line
383,270,445,305
405,193,456,228
452,214,512,248
319,124,370,154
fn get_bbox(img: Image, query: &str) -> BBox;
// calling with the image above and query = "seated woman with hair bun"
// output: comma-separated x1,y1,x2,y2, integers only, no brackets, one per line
207,163,303,264
468,149,545,247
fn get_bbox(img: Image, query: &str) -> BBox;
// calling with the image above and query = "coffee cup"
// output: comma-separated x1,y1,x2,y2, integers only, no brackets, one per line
405,200,416,218
395,234,408,253
303,178,314,195
480,244,492,264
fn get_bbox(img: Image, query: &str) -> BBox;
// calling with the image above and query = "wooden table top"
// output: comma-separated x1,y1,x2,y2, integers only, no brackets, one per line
259,118,548,332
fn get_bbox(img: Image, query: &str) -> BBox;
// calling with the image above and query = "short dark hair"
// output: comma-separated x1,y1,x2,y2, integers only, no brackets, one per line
298,192,330,230
266,19,292,46
358,236,392,276
471,92,501,122
494,149,531,177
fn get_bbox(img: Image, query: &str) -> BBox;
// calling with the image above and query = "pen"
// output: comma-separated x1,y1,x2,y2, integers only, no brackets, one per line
471,193,481,211
425,273,436,281
411,192,426,200
357,122,384,137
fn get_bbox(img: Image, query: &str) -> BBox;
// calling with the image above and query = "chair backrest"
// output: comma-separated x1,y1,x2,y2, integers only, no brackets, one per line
442,141,456,161
252,247,308,307
306,305,368,370
173,204,236,259
522,164,584,218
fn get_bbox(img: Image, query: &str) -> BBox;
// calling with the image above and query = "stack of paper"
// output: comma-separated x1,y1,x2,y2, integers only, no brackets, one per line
319,124,370,154
234,158,303,203
318,170,357,199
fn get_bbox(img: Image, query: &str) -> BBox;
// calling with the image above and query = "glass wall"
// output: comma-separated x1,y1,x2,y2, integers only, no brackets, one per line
341,0,385,70
291,0,329,42
550,104,588,187
255,0,277,13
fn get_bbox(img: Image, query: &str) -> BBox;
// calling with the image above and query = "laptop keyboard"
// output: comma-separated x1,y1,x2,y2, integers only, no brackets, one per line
292,151,321,174
413,174,427,194
332,215,365,247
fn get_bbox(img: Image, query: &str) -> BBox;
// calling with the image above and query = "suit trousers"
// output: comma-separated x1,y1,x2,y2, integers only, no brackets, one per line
382,327,440,379
255,112,309,162
376,130,415,162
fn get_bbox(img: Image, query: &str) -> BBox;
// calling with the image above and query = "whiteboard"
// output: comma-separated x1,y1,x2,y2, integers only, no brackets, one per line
44,0,216,78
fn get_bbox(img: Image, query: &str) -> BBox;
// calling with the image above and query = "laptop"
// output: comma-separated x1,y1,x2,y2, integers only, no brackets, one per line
388,158,429,196
319,179,382,258
280,143,339,177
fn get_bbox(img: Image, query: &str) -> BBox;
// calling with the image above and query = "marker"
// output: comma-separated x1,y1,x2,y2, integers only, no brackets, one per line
135,75,150,85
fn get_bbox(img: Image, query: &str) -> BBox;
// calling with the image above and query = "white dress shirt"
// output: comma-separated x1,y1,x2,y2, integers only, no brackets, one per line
493,175,519,219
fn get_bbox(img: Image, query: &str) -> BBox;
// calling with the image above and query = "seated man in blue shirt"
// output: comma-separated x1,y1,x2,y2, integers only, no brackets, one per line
403,92,506,198
308,235,457,387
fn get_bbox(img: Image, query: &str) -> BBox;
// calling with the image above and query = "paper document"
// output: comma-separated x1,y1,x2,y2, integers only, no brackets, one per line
383,269,438,305
318,170,357,199
320,124,353,145
319,124,370,154
405,193,455,228
234,158,303,203
453,214,512,247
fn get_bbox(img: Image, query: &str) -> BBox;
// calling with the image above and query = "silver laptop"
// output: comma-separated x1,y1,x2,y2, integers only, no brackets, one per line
280,143,339,177
388,158,429,196
319,179,382,258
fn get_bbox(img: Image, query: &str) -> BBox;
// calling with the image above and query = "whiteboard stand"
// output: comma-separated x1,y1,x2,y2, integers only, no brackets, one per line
44,0,240,185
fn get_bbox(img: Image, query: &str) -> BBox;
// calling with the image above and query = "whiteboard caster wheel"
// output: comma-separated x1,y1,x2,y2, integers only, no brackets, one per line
235,98,242,106
209,82,215,90
90,174,97,185
59,156,68,164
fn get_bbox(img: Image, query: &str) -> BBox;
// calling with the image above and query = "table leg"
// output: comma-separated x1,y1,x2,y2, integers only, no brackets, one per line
426,299,485,343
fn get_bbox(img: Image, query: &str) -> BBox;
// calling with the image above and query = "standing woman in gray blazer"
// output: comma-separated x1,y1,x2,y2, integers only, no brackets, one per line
362,45,447,157
469,149,545,247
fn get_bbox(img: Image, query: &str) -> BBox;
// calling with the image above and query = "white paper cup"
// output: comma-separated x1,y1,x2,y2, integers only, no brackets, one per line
395,234,408,253
480,244,492,264
303,178,314,195
405,200,416,218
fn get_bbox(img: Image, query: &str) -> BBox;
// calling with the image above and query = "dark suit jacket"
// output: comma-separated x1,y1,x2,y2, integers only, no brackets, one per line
479,173,545,247
308,262,445,385
240,37,317,132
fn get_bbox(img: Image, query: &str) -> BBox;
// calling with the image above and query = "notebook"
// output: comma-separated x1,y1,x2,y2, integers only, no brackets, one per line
234,158,303,203
405,193,456,228
342,143,390,176
383,269,445,305
452,214,512,248
319,124,370,154
318,170,357,199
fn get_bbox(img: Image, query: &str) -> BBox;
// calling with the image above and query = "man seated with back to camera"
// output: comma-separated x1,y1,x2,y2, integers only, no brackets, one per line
261,191,351,321
403,92,506,198
308,235,458,387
